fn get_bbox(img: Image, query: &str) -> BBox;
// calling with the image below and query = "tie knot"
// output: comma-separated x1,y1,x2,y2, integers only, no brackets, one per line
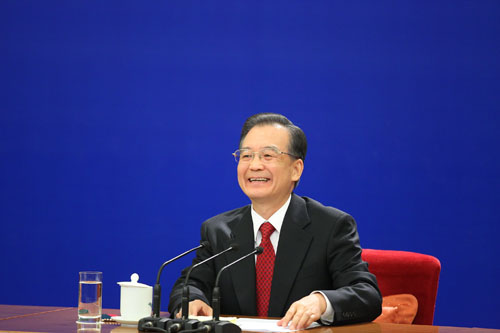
260,222,275,239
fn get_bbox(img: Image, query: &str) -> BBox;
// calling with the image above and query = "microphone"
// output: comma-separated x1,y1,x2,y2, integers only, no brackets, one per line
154,241,210,317
160,244,239,333
138,241,210,332
181,243,239,320
200,247,263,333
212,246,263,321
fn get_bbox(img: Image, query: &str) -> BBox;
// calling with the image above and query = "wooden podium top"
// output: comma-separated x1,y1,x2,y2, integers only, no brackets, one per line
0,305,498,333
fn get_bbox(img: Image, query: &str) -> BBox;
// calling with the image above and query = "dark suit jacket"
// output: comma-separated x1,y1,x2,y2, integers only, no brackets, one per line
168,194,382,325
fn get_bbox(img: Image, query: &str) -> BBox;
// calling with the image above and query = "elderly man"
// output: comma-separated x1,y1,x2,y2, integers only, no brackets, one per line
168,113,381,328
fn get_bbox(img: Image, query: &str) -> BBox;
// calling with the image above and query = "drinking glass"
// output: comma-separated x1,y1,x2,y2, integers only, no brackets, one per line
78,271,103,324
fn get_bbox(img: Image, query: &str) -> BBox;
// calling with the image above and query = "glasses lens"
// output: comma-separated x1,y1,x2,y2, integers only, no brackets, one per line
234,148,283,163
260,148,279,161
239,150,253,162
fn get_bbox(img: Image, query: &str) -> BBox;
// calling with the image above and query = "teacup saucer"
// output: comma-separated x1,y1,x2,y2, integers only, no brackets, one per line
113,316,138,326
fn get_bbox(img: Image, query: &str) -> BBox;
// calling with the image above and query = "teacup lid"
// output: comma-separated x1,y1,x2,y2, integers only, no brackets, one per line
117,273,152,288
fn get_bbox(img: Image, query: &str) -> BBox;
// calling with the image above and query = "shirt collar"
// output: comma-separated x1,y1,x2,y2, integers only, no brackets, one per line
251,195,292,239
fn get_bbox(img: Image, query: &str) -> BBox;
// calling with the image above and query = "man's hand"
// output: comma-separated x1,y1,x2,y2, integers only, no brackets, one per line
175,300,213,318
277,293,327,330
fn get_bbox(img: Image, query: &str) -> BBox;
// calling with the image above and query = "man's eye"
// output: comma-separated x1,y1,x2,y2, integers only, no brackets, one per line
263,154,274,160
241,153,252,159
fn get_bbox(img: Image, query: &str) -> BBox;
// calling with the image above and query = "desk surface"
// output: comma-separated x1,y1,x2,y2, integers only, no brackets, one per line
0,305,498,333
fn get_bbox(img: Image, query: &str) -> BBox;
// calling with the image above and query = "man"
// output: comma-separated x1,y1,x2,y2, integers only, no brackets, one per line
168,113,382,328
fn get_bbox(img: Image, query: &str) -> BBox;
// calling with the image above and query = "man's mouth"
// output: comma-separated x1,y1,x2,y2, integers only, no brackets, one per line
249,177,270,183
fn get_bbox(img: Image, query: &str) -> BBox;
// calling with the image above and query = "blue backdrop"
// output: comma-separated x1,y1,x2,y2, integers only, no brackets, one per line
1,1,499,329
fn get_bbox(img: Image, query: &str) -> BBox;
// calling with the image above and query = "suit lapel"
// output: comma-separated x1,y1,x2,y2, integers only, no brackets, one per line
268,194,313,317
224,207,258,315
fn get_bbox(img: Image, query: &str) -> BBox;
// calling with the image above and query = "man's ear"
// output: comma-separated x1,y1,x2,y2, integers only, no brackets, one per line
291,159,304,182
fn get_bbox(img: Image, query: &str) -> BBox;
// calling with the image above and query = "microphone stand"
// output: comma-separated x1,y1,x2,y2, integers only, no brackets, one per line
181,244,239,317
201,247,263,333
138,241,210,332
164,244,239,333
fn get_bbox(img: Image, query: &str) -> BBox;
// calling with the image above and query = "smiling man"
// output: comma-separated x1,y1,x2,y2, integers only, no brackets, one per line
168,113,382,328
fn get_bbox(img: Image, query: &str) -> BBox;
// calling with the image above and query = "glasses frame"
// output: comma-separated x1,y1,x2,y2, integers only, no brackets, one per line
232,147,300,163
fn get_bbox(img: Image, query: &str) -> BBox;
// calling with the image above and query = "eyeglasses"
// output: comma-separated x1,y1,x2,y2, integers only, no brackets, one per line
232,147,300,163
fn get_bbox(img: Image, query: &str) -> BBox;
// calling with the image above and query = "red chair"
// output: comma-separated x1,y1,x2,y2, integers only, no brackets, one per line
362,249,441,325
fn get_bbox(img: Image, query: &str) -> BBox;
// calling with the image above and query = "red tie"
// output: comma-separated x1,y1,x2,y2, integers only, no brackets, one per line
256,222,276,317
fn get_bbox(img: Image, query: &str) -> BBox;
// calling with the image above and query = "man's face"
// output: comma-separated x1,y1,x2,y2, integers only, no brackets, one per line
237,124,303,206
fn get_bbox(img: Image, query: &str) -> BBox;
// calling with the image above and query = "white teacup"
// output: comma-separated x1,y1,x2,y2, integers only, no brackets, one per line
117,273,152,321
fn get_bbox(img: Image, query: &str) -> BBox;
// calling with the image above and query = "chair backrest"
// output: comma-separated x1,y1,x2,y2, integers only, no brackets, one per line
361,249,441,325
